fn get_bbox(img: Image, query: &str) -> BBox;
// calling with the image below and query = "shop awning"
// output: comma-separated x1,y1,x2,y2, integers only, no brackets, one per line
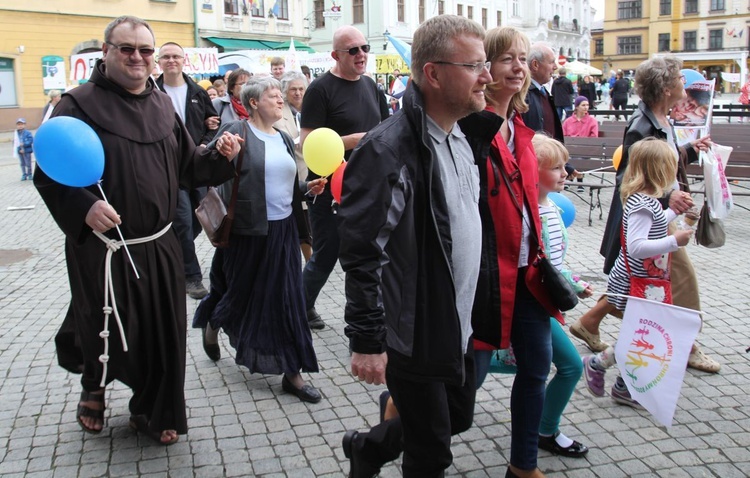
206,37,314,53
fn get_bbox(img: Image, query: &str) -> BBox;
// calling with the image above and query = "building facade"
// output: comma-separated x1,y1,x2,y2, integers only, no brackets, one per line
0,1,196,129
596,0,749,91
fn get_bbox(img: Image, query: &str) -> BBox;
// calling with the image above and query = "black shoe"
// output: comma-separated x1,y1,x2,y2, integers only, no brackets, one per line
202,327,221,361
307,307,326,330
342,430,381,478
538,432,589,458
577,186,585,193
187,280,208,300
282,375,322,403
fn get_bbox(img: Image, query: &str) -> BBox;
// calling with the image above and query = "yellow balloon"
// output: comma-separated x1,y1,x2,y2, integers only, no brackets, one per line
303,128,345,177
613,145,623,171
198,79,212,90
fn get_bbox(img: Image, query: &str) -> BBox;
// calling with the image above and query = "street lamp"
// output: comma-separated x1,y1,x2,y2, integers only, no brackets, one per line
383,29,390,52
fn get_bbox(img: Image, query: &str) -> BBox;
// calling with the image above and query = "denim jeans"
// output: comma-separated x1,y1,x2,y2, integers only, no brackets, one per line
302,192,340,309
173,188,203,281
509,282,552,470
19,152,32,177
474,274,552,470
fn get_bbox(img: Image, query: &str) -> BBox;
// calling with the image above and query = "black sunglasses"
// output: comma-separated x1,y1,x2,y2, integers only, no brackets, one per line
336,44,371,56
106,42,156,57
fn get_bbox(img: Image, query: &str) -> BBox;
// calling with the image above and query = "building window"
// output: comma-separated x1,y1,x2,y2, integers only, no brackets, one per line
457,4,463,16
275,0,288,19
224,0,239,15
482,8,488,28
398,0,405,22
617,36,641,55
685,0,698,13
710,0,725,10
684,31,697,50
353,0,364,23
595,38,603,55
658,33,670,51
418,0,425,23
313,0,325,28
497,10,502,26
512,0,519,17
438,0,444,15
709,29,723,49
251,0,264,17
659,0,671,15
467,6,473,19
618,1,642,19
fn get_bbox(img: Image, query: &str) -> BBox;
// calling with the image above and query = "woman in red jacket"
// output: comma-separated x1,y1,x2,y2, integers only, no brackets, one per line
470,27,560,478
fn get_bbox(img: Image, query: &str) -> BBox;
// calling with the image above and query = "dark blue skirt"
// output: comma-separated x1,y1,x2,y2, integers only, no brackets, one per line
193,215,318,374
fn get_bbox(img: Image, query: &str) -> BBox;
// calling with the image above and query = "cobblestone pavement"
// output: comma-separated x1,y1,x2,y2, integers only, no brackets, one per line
1,136,749,477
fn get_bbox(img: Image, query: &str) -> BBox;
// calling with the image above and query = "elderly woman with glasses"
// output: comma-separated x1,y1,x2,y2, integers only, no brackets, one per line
572,56,718,375
193,76,327,402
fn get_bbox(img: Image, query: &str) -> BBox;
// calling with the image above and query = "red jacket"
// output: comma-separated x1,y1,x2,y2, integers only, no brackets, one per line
472,112,563,350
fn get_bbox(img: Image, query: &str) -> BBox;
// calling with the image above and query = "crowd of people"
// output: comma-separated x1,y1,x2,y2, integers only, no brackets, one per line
30,13,726,478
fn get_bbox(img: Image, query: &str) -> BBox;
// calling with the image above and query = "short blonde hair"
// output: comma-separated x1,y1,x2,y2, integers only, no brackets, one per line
620,137,677,202
532,133,568,169
484,27,531,116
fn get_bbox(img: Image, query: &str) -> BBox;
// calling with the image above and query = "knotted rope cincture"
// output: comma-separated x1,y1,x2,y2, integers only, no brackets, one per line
93,223,172,387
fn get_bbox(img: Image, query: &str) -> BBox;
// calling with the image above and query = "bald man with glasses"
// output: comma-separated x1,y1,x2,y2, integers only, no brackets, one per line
298,25,389,331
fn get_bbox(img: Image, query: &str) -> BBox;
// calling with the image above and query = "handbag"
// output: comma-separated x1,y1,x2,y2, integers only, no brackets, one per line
695,203,726,248
195,128,245,248
621,226,672,304
497,155,579,312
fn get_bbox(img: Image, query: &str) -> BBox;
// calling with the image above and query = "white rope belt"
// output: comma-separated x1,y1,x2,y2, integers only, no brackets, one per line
92,222,172,387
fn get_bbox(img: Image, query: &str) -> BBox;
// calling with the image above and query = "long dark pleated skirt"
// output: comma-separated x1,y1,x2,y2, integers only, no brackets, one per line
193,215,318,374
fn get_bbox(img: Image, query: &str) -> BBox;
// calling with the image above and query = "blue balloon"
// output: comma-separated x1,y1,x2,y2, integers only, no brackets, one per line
35,116,104,187
548,192,576,228
681,69,704,88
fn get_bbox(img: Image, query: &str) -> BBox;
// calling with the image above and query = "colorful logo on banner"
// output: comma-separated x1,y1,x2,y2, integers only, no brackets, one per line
615,296,701,426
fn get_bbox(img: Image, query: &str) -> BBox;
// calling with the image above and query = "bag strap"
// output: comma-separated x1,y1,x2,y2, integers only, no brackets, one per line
225,124,247,220
495,149,544,259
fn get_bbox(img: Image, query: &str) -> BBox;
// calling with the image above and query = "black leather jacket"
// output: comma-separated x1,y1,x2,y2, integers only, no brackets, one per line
338,83,500,385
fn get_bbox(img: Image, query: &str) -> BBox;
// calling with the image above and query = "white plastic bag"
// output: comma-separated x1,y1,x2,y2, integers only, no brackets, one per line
701,144,733,221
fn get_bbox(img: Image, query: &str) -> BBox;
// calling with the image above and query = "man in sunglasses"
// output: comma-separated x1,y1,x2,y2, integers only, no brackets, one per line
338,15,498,477
34,15,242,446
299,25,389,331
155,42,220,301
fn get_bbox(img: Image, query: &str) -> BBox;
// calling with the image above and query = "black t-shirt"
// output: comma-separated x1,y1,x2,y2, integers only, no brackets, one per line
300,72,389,179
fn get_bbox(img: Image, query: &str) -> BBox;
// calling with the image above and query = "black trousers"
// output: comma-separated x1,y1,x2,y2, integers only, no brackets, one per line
355,350,476,477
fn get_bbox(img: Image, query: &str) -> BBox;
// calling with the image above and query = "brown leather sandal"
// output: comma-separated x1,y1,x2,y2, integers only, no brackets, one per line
77,389,105,434
129,414,179,445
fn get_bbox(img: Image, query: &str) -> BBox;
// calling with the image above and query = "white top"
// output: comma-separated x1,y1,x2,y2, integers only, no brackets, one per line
163,83,189,122
249,124,296,221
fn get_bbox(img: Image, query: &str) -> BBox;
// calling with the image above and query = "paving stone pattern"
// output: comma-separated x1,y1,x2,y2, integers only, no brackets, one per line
0,132,749,477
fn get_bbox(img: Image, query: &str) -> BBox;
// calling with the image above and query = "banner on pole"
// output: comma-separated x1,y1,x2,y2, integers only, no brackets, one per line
615,296,701,427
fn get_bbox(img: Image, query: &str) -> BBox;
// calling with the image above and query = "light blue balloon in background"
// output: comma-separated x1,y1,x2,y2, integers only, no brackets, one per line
681,69,704,88
35,116,104,187
549,192,576,228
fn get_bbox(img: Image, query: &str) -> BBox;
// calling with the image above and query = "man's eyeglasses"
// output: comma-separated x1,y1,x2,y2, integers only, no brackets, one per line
159,54,184,62
336,44,371,56
432,60,491,75
106,42,156,57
